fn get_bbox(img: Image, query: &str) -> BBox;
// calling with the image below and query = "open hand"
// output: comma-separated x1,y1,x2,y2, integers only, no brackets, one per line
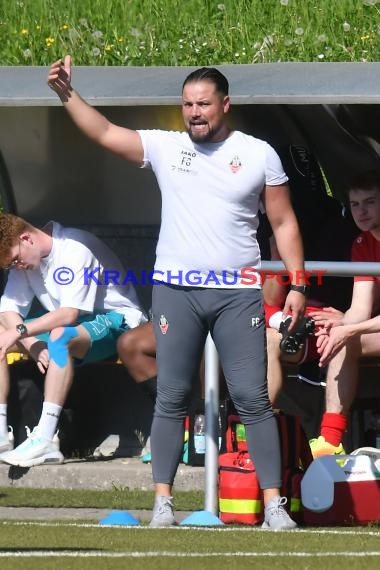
28,341,49,374
316,324,354,367
47,55,73,101
308,306,343,330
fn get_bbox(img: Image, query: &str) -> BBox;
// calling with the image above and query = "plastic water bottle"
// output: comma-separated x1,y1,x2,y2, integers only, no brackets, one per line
194,414,206,454
218,414,222,451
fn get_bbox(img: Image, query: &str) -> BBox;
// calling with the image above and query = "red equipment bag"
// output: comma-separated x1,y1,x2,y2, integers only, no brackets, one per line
218,411,313,524
218,450,263,524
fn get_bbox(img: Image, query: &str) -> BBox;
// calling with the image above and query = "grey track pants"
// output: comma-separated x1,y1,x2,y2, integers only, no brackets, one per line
150,283,281,489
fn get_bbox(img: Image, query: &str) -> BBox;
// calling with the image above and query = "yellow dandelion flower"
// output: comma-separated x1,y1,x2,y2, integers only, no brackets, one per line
36,25,41,30
118,37,123,42
360,34,370,41
61,24,69,31
105,44,112,51
45,37,55,47
20,29,28,35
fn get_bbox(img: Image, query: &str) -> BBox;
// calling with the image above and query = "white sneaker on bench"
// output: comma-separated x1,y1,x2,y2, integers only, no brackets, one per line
0,426,63,467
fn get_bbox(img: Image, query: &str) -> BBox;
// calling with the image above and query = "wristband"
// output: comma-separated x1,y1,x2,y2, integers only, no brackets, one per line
289,284,307,295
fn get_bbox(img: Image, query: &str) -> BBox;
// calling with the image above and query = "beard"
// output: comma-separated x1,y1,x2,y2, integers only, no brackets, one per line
187,123,215,143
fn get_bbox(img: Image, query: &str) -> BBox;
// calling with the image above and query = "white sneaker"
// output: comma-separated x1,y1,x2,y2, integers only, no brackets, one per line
149,496,176,527
0,426,14,454
93,434,120,458
0,426,63,467
262,496,298,531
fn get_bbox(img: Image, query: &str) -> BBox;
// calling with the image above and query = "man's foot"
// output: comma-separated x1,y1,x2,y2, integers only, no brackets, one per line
279,316,315,355
309,435,345,459
149,496,176,527
0,426,14,454
0,427,64,467
262,496,298,530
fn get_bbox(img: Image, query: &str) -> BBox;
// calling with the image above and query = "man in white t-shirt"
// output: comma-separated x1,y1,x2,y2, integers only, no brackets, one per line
0,213,147,466
48,59,306,530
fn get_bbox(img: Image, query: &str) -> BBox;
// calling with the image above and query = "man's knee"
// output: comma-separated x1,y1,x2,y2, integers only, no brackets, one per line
117,325,156,363
117,330,136,361
49,326,66,341
156,385,191,417
48,326,79,368
117,329,145,362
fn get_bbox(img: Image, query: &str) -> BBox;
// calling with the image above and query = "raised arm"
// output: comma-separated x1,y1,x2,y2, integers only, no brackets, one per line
47,55,144,165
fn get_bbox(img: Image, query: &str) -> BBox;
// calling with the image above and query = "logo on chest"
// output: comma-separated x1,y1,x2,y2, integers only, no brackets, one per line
171,149,198,174
229,155,242,174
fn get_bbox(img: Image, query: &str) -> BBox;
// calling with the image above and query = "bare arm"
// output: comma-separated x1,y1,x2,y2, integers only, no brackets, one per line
262,184,305,325
47,55,144,164
262,234,287,307
342,280,375,324
0,307,80,359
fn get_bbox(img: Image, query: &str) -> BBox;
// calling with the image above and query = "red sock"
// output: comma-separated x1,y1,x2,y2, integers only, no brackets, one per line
320,412,347,446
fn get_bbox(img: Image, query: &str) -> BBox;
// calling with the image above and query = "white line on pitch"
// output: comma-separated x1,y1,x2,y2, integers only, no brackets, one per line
0,551,379,558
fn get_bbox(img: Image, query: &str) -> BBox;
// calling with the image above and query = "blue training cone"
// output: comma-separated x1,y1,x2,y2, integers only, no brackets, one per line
180,510,224,526
99,510,140,526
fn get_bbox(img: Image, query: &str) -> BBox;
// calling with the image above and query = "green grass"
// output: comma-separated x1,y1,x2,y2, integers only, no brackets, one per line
0,521,379,570
0,487,378,569
0,0,379,66
0,486,203,510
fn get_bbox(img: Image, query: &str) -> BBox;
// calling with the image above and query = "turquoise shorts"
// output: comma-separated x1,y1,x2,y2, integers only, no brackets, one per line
26,311,129,365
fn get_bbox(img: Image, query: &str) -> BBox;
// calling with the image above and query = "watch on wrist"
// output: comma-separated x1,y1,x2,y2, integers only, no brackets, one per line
289,284,308,295
16,323,28,338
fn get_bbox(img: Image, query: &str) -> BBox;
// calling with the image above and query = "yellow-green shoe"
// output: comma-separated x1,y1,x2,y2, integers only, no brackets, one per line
309,435,345,459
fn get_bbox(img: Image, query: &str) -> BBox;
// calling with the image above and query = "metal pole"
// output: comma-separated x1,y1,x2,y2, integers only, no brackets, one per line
204,333,220,515
261,260,380,277
202,261,380,515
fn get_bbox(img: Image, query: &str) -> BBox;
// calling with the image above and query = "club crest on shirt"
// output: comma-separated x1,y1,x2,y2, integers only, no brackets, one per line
229,155,242,173
159,314,169,335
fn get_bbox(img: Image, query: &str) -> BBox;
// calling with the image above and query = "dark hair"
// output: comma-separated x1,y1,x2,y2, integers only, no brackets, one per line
348,169,380,195
182,67,229,96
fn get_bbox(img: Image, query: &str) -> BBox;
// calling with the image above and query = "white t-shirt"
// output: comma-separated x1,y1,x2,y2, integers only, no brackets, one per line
138,129,288,288
0,222,147,328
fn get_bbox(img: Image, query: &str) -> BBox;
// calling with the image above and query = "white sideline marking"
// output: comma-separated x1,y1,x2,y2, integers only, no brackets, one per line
1,520,379,537
0,551,379,558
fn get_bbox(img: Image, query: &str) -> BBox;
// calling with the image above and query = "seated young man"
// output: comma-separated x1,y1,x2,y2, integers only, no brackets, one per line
0,214,147,467
312,169,380,458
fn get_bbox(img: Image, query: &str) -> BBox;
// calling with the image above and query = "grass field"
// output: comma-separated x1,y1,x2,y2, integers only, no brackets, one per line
0,520,379,569
0,487,203,510
0,0,379,66
0,488,378,568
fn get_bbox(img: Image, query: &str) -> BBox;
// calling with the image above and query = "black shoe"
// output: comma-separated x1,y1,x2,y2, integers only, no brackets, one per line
279,316,315,355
